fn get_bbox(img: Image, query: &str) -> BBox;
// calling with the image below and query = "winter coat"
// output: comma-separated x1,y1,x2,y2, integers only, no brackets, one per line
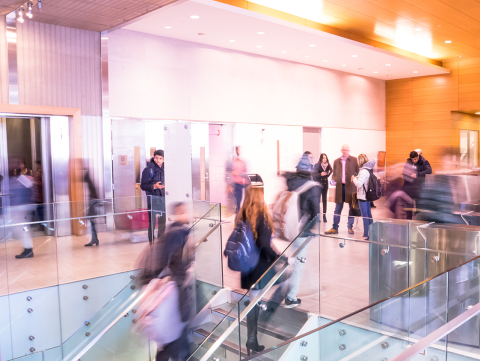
241,212,279,290
402,155,432,199
332,156,359,204
313,163,332,188
284,170,321,222
140,158,165,198
352,160,376,201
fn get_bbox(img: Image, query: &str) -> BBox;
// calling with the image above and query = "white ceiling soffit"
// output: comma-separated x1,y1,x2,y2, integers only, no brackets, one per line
121,0,449,80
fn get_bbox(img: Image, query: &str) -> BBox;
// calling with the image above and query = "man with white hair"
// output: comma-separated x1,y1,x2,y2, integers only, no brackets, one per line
325,144,359,235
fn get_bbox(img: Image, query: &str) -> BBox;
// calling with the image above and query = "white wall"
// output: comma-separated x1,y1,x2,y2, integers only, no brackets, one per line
108,29,385,131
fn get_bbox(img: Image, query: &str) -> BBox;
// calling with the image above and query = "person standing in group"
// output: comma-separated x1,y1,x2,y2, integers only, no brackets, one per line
314,153,332,222
352,154,375,240
325,144,359,235
232,146,247,214
141,149,166,244
402,150,432,219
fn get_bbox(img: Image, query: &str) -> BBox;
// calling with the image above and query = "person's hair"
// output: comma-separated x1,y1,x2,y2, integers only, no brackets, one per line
358,154,369,168
410,151,419,159
317,153,330,167
303,151,312,155
153,149,164,158
170,202,185,215
19,157,26,167
236,186,274,240
36,160,41,166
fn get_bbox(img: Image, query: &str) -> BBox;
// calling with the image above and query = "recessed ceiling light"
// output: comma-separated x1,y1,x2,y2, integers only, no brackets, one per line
309,44,316,47
190,15,200,19
386,64,391,66
256,45,262,48
257,32,265,35
476,112,480,114
341,64,347,66
281,51,287,53
445,40,452,43
413,71,418,73
304,56,309,58
352,55,358,57
415,28,422,31
229,40,235,42
323,60,328,62
164,26,172,29
373,71,378,73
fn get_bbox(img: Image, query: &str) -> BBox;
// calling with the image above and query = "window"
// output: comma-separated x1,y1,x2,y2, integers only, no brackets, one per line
460,130,478,168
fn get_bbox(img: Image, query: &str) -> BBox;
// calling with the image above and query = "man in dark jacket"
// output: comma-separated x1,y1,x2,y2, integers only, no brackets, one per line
402,150,432,219
141,149,166,244
326,144,359,235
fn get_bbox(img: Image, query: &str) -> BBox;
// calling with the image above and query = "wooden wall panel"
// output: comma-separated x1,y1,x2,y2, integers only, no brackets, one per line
386,57,480,172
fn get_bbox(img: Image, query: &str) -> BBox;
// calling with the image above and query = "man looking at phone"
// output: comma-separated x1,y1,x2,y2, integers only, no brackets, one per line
141,149,166,244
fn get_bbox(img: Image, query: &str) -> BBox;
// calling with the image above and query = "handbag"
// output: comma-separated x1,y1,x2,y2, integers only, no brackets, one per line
352,192,359,209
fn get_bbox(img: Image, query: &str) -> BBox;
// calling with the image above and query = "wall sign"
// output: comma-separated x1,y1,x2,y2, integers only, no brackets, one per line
119,155,127,166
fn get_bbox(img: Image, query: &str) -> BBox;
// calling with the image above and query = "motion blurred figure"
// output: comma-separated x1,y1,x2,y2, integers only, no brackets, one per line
402,150,432,219
11,157,35,259
137,202,195,361
33,161,44,230
232,146,247,214
141,150,166,244
84,168,100,247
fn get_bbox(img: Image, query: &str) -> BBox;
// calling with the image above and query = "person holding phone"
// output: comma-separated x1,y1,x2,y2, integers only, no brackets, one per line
141,149,166,244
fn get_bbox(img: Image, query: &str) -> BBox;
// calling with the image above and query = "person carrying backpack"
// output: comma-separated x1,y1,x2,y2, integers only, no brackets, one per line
351,154,376,240
140,149,166,244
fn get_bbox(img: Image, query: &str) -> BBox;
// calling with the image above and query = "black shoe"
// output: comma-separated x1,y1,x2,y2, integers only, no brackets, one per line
84,239,99,247
246,336,265,356
323,215,327,223
15,248,34,259
283,298,301,308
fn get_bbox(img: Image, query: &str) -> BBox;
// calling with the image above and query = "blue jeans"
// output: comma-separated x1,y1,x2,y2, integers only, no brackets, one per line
333,184,354,230
358,200,373,237
233,183,245,214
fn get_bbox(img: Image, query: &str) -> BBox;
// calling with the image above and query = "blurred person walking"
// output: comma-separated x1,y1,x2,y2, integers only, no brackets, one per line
141,149,166,244
232,146,247,214
402,150,432,219
238,187,293,356
11,157,35,259
325,145,359,235
314,153,332,222
137,202,195,361
33,161,44,230
352,155,375,240
84,169,100,247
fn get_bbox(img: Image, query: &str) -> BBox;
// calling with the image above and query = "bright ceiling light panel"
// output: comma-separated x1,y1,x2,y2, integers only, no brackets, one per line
309,44,316,47
229,40,235,42
445,40,452,43
164,26,171,29
256,45,262,48
386,64,391,66
281,51,287,53
415,28,422,31
257,32,265,35
190,15,200,19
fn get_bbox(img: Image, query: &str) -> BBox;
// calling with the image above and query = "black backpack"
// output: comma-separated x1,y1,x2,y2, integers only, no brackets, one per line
363,169,382,201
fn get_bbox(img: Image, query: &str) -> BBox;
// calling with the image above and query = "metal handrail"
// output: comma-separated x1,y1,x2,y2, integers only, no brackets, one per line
240,252,480,361
389,301,480,361
195,234,316,361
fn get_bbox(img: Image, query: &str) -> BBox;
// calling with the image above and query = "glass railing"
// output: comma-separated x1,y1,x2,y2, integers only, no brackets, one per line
0,197,222,361
240,254,480,361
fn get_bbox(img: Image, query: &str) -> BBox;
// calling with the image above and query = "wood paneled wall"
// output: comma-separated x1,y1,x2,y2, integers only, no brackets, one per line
386,58,480,171
15,20,101,116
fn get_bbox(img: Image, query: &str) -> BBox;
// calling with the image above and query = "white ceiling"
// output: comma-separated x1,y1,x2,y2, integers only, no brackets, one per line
122,0,449,80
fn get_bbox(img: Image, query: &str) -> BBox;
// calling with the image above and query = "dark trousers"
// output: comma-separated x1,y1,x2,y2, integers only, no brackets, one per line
88,200,99,242
148,197,166,244
333,184,354,230
320,185,328,215
155,329,189,361
233,183,245,214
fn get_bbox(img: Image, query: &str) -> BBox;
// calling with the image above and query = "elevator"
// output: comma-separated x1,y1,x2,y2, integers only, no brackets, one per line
0,116,71,236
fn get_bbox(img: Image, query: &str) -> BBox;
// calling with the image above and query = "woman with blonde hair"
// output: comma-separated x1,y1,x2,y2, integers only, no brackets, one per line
237,186,286,356
351,154,376,240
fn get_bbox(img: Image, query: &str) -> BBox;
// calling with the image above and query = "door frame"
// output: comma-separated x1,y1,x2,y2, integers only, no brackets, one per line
0,104,85,235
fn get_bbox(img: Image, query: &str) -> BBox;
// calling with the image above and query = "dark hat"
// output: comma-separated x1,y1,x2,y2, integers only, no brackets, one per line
154,149,164,157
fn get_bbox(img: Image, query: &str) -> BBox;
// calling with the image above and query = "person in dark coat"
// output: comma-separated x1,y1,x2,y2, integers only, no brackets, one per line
313,153,332,222
238,186,293,356
140,149,166,244
84,169,100,246
325,144,359,235
402,150,432,219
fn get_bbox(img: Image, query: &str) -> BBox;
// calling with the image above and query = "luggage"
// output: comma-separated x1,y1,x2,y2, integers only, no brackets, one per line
135,277,186,349
224,221,260,273
363,169,382,202
272,181,318,242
